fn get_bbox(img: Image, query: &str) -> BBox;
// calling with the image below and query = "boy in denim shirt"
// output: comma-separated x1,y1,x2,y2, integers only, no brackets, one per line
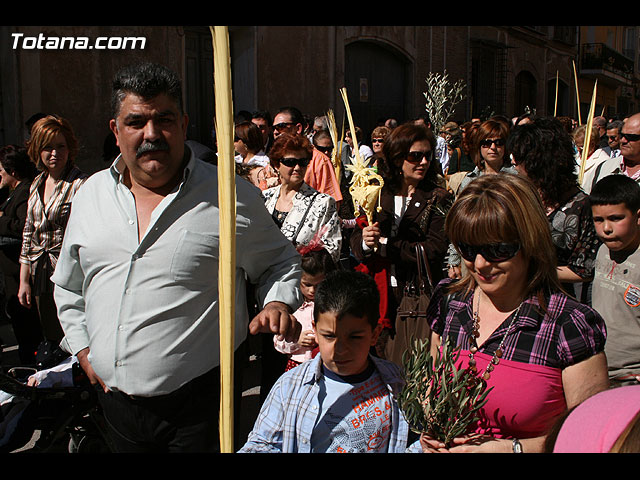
239,270,419,453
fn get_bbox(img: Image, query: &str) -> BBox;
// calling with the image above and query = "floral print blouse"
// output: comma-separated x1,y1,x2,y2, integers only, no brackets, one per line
548,189,600,280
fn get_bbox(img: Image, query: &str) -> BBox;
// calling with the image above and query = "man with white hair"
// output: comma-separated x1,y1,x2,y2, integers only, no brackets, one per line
584,113,640,193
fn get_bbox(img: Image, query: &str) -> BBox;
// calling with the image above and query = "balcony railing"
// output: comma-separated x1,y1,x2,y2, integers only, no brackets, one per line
580,43,635,83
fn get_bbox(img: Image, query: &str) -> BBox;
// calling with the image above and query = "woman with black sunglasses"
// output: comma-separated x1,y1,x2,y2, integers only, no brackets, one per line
262,133,342,263
369,125,391,170
305,129,343,206
446,119,516,279
455,118,516,194
350,122,451,365
420,173,608,453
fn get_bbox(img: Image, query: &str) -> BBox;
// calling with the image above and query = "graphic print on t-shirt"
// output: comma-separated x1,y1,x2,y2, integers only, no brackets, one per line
312,369,392,453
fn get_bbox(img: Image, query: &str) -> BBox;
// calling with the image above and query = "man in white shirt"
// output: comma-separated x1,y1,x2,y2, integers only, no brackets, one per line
52,63,302,452
583,113,640,193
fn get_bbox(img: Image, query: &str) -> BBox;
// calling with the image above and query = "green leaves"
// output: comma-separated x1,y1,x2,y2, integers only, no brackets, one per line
423,71,466,134
399,336,492,446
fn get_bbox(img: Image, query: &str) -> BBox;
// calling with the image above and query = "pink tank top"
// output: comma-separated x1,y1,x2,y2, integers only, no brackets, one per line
457,351,567,439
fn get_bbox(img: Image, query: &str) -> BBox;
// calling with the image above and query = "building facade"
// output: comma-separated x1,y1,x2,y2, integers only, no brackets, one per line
1,26,637,174
577,26,640,121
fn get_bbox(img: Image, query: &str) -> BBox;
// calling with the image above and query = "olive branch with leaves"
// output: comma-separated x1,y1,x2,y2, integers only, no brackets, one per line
399,336,492,446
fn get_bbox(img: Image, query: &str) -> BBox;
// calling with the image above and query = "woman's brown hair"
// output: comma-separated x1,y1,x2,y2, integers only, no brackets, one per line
27,115,78,170
235,121,265,154
469,119,511,170
267,133,313,169
445,173,562,309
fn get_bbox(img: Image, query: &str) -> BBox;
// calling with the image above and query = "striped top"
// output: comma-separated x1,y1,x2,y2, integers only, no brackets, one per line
19,164,88,270
427,278,607,370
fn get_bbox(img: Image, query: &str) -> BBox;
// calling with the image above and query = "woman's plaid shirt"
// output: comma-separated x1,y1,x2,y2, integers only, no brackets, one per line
427,278,606,369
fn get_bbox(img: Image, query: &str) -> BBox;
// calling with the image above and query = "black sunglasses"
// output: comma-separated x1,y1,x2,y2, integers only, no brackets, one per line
406,150,432,163
280,157,310,168
457,242,521,263
315,145,333,155
480,138,505,148
620,132,640,142
372,138,384,144
273,122,294,131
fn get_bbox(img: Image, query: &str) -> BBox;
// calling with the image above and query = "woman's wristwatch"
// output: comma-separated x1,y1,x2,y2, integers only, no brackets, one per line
512,438,523,453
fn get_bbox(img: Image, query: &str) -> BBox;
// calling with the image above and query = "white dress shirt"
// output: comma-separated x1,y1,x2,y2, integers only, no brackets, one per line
52,150,302,397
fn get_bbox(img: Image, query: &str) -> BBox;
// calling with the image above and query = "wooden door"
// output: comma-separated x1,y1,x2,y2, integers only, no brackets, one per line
345,41,409,143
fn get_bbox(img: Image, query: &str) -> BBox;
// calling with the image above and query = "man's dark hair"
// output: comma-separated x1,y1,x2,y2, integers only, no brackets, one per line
590,174,640,212
111,63,183,119
313,270,380,329
252,110,272,125
234,110,252,124
276,106,305,128
607,120,624,132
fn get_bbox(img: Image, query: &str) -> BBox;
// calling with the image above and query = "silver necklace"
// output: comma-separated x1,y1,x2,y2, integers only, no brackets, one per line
468,290,522,383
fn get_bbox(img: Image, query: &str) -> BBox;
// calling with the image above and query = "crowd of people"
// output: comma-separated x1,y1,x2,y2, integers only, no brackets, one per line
2,61,640,453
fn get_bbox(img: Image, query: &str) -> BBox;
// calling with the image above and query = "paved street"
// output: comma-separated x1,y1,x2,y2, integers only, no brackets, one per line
1,317,263,453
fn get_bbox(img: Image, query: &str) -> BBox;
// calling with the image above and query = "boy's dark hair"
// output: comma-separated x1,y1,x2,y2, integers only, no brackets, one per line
300,248,337,277
313,270,379,329
590,175,640,211
111,62,183,119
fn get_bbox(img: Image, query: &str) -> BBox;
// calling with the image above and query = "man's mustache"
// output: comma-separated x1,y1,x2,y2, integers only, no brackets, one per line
136,139,170,158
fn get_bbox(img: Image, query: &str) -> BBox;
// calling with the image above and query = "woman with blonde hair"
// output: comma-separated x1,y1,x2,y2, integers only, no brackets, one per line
421,173,609,453
18,115,87,345
369,125,391,169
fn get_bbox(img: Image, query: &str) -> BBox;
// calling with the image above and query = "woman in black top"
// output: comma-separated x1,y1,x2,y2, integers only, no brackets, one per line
350,122,451,365
0,145,41,364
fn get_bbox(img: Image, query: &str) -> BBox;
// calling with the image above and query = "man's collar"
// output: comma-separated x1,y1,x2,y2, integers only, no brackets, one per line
109,144,195,186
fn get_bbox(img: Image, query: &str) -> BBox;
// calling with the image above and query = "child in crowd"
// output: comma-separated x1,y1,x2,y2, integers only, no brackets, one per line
239,270,420,453
273,247,337,371
590,175,640,386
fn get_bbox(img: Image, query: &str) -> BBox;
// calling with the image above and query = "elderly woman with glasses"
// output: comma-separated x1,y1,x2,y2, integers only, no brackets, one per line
260,133,342,399
262,133,342,263
369,125,391,170
421,173,608,453
350,122,450,365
